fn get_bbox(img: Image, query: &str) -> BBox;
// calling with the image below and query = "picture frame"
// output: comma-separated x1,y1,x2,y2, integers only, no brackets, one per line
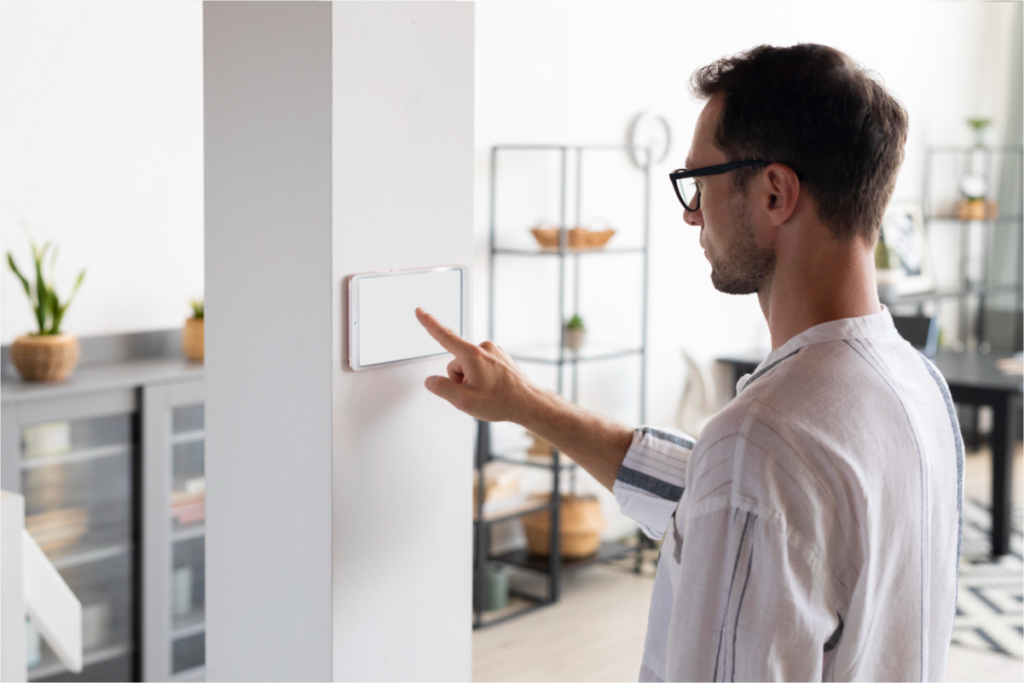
880,199,933,295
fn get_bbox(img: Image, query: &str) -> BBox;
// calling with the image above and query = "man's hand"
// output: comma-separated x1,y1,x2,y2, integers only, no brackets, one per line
415,307,538,424
415,307,633,490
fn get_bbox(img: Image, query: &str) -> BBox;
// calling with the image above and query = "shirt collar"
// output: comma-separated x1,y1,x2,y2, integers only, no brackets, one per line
737,305,897,394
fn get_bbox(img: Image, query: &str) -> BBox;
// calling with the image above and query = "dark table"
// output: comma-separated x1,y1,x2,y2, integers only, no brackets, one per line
717,349,1022,557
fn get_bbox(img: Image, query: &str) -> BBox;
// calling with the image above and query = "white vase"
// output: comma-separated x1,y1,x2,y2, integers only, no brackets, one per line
563,328,586,351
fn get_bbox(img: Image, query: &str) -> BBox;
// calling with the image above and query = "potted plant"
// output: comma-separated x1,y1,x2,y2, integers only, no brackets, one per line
966,117,992,146
874,233,903,307
183,297,204,362
563,314,586,351
956,118,997,221
6,236,85,382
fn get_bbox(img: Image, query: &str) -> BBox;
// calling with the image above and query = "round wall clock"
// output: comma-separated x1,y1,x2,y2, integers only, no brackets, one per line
628,111,672,168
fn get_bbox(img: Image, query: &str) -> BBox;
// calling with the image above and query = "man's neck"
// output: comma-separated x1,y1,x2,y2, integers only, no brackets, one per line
757,234,881,351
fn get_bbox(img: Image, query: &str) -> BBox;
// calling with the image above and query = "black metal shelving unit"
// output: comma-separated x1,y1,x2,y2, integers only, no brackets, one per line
472,144,651,629
905,145,1024,350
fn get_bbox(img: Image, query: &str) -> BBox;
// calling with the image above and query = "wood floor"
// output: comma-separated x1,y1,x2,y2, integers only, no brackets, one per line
472,444,1024,682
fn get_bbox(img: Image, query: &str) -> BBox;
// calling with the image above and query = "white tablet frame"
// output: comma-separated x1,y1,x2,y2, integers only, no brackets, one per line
347,264,469,372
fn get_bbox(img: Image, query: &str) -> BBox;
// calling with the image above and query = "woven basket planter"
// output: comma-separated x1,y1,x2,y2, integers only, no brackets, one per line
522,494,605,559
183,318,204,362
10,334,80,382
530,227,616,250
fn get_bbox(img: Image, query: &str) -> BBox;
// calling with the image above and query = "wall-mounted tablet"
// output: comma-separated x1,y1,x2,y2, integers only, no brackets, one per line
348,265,468,371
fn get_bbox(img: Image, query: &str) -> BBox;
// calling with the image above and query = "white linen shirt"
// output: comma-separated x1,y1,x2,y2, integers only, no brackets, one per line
614,306,963,681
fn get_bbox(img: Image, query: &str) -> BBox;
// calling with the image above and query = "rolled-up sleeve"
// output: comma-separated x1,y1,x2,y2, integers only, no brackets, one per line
612,426,694,539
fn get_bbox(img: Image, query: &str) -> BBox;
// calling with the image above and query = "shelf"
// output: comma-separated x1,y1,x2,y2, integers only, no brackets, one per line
2,356,203,406
474,498,553,525
507,343,642,365
20,443,131,470
488,453,576,470
171,429,205,445
491,541,634,575
50,542,131,570
926,145,1024,153
172,523,206,542
171,665,207,682
173,608,206,639
925,214,1023,223
493,246,645,257
28,643,132,680
474,594,550,629
894,283,1022,305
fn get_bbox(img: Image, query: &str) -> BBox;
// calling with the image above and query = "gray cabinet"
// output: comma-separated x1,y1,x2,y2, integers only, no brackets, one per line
143,380,206,682
1,334,204,682
2,390,139,681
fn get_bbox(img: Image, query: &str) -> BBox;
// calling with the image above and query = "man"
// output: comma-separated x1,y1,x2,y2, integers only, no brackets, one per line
417,44,962,681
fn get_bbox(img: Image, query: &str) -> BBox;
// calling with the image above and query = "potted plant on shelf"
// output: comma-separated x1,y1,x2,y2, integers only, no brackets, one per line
6,236,86,382
874,232,903,307
183,297,204,362
563,314,586,352
956,117,998,221
966,117,992,146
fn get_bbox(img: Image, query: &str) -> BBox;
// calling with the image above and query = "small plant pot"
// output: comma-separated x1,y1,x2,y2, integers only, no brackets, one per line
183,318,204,362
955,199,997,221
10,334,80,382
563,328,587,352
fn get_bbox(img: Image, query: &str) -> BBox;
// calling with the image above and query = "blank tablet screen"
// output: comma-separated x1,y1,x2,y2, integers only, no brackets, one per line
356,268,462,367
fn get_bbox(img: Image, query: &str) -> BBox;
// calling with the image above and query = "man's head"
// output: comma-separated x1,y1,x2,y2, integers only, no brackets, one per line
682,44,908,295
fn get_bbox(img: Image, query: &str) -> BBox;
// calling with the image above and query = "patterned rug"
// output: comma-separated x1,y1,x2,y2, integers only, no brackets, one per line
951,497,1023,659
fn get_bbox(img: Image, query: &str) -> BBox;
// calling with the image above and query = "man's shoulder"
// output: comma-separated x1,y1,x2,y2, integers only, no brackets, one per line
688,340,886,506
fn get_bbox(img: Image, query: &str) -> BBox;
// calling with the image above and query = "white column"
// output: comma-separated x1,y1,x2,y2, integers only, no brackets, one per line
204,2,333,680
205,2,474,680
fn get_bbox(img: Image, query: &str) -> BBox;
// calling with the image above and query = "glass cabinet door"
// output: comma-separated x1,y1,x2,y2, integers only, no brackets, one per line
15,393,139,682
143,380,205,682
170,403,205,679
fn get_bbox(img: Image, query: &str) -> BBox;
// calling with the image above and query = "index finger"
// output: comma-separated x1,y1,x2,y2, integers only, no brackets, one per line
416,307,474,356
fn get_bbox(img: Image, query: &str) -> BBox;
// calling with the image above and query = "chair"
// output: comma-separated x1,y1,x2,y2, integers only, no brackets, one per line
891,314,939,357
675,351,718,438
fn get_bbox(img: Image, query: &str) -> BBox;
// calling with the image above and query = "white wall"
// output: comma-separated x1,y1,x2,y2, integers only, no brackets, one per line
331,4,474,679
1,2,203,343
204,3,334,680
474,0,1022,537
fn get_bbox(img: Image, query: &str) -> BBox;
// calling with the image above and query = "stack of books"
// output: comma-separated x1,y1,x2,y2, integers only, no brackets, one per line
171,477,205,526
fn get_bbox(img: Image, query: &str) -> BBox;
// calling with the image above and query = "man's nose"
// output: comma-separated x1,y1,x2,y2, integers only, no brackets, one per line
683,206,703,227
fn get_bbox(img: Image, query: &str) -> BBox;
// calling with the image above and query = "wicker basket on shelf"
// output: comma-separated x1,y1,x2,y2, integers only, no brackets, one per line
522,494,605,558
530,226,615,250
9,334,80,382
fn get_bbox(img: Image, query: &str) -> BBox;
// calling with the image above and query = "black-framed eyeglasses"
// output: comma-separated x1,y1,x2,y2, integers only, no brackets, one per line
669,160,802,212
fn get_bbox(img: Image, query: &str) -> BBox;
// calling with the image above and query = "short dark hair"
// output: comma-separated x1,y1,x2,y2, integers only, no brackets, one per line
690,44,908,244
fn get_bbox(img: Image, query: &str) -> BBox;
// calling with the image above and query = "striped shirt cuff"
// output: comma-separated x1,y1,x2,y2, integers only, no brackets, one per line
613,426,694,539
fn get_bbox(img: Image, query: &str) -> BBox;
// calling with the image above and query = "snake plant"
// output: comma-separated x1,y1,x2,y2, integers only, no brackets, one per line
189,296,204,320
6,233,85,336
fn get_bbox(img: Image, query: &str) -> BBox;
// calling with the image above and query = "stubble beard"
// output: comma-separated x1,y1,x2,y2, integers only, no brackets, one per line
709,193,776,295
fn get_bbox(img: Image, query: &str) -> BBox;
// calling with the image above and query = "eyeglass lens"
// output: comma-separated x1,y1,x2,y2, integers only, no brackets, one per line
675,176,699,211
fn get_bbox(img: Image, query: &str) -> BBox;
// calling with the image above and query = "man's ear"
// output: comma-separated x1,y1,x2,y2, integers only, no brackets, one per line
762,163,800,227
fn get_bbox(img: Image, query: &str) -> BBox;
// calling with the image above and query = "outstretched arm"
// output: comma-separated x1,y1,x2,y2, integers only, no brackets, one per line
415,308,632,490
